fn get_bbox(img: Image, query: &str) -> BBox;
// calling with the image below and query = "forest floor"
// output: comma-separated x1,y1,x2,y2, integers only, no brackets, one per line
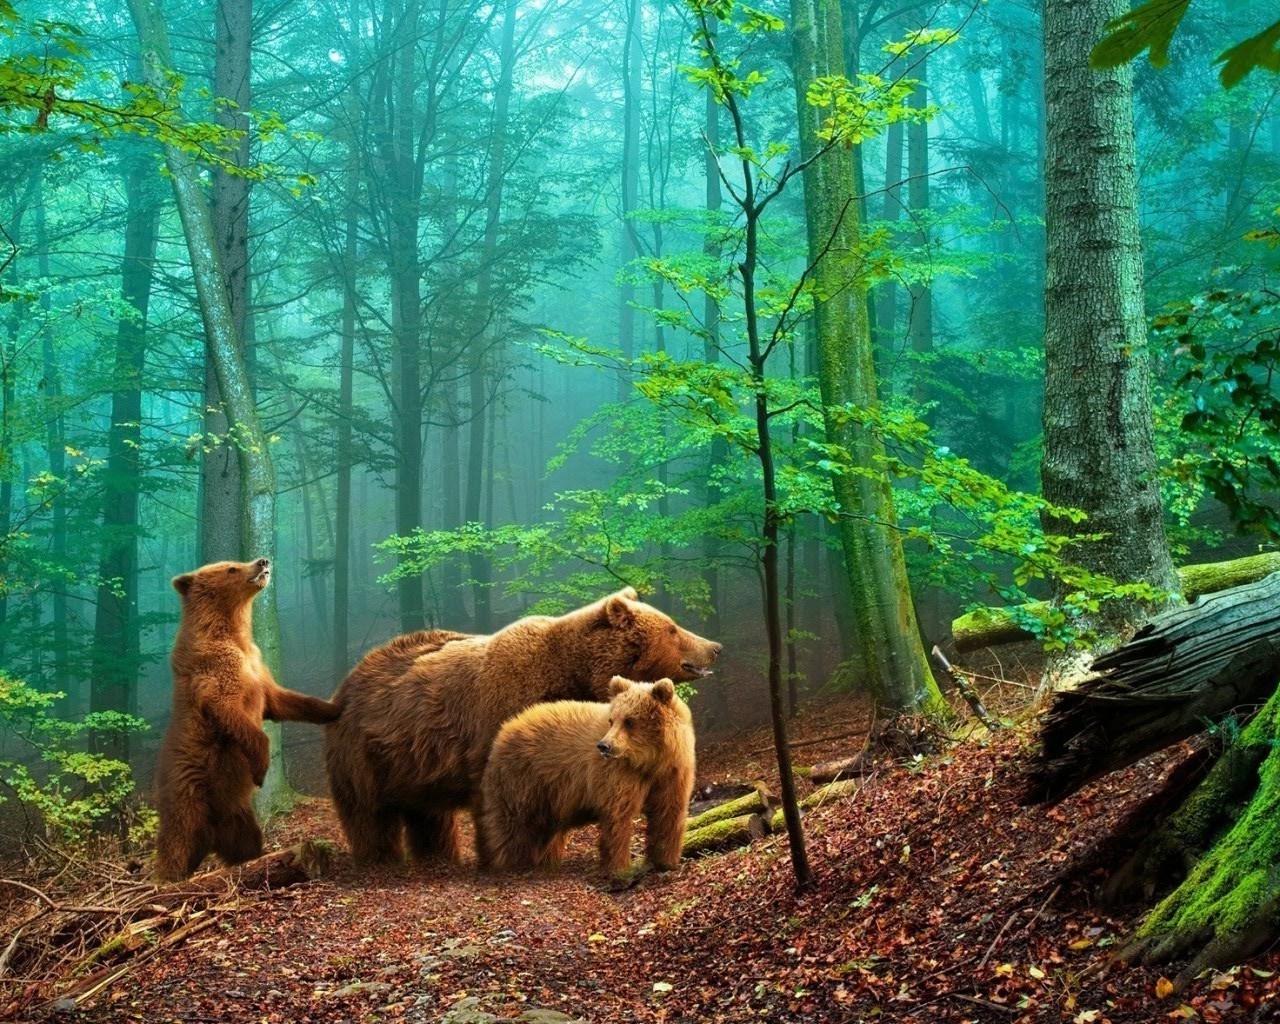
7,689,1280,1024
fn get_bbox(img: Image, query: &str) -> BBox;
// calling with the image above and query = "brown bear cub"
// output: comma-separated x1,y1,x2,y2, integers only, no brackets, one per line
476,677,695,876
153,558,340,881
326,588,719,865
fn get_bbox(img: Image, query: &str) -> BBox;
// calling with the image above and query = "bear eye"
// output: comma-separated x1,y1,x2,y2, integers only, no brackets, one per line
227,566,238,574
669,625,678,636
623,717,635,730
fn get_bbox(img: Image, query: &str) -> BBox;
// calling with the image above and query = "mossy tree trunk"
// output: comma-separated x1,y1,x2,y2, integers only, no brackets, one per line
788,0,948,721
1040,0,1179,633
1119,681,1280,982
128,0,293,814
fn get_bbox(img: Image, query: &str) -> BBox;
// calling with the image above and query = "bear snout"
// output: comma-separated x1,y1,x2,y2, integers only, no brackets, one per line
596,739,615,758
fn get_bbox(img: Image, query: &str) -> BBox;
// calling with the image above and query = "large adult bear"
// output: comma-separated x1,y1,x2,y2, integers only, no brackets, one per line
325,588,720,864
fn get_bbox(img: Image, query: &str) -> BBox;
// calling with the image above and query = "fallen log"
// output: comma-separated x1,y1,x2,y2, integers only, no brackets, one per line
931,645,1001,730
1027,572,1280,802
684,783,780,833
683,779,861,855
809,752,873,784
951,551,1280,654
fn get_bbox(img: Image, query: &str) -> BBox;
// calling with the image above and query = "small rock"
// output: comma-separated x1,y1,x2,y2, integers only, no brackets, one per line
438,995,499,1023
48,998,78,1015
518,1009,586,1024
439,942,482,960
329,980,394,999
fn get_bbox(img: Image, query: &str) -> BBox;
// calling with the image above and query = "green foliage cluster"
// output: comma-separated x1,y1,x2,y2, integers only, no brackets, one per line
1091,0,1280,87
1152,262,1280,540
0,674,152,846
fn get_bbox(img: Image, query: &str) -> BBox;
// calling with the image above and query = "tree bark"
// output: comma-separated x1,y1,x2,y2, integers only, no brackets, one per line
615,0,641,402
1040,0,1179,630
91,144,159,757
789,0,948,721
33,181,70,699
200,0,251,563
332,137,358,681
128,0,292,814
464,0,517,634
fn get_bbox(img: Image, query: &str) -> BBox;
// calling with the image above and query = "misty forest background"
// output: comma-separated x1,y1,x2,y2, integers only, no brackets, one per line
2,0,1280,806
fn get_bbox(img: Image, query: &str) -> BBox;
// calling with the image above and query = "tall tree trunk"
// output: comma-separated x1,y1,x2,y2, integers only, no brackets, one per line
33,181,70,699
464,0,517,633
437,155,467,627
201,0,251,562
1040,0,1179,633
615,0,641,402
333,142,358,680
91,146,159,758
129,0,292,813
906,55,932,414
789,0,948,720
377,0,426,633
700,41,731,727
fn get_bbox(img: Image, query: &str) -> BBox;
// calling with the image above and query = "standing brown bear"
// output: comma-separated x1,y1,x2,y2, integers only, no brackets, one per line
325,587,720,865
153,558,341,881
475,676,696,876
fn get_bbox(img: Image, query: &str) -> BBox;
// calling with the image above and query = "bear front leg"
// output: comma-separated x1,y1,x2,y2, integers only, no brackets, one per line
265,686,341,724
644,768,694,871
540,831,569,867
596,815,636,877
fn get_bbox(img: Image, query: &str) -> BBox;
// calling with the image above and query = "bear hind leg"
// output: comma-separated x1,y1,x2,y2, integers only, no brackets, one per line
404,810,462,864
212,803,264,867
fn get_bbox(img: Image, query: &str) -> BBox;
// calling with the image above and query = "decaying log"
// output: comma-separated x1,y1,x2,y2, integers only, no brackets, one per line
683,779,861,855
684,783,780,833
951,552,1280,654
1027,573,1280,802
809,752,873,784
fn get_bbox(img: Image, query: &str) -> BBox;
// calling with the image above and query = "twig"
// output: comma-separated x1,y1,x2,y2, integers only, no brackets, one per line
748,727,866,756
932,646,1001,730
945,992,1016,1014
0,927,21,976
978,907,1022,971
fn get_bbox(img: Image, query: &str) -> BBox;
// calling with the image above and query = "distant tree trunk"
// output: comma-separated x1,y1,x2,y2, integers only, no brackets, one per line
378,0,426,634
464,0,517,634
33,181,70,698
874,36,905,355
1040,0,1179,632
332,145,358,681
906,55,933,414
700,40,731,726
790,0,949,720
129,0,292,813
201,0,251,563
615,0,641,402
91,146,159,758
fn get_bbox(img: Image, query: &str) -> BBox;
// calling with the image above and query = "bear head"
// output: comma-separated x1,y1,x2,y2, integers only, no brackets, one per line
596,676,691,772
172,557,273,614
597,587,721,685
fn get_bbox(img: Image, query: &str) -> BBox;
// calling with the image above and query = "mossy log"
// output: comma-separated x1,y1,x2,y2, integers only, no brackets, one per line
1028,572,1280,802
951,552,1280,653
682,779,861,855
684,784,780,833
1117,684,1280,981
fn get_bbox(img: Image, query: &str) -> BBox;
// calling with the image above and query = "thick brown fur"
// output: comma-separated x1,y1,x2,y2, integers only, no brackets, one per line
153,558,341,881
325,588,719,865
475,677,696,875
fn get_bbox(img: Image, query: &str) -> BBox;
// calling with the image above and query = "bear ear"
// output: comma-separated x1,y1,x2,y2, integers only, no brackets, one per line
171,573,195,596
619,586,639,601
651,679,675,704
603,593,636,628
608,675,632,697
